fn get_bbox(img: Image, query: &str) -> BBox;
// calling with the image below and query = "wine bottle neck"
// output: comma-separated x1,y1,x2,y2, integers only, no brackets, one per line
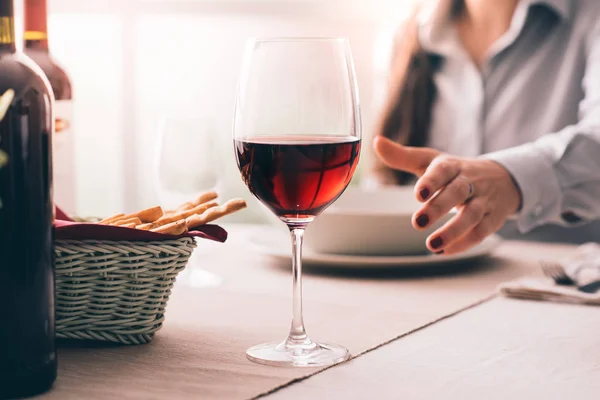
0,1,16,53
24,0,49,52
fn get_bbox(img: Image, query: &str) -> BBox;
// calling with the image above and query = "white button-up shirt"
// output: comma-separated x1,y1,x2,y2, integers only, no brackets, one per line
391,0,600,242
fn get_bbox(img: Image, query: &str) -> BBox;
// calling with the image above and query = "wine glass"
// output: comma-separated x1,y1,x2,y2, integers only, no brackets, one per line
155,115,221,208
154,115,224,288
233,37,361,367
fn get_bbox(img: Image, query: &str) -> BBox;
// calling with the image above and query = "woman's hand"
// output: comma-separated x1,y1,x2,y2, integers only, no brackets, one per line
373,136,522,255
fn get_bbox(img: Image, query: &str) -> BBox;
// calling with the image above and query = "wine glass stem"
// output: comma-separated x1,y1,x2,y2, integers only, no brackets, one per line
288,227,308,344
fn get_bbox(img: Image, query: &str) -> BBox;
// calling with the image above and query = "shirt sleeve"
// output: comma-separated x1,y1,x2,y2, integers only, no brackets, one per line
482,21,600,233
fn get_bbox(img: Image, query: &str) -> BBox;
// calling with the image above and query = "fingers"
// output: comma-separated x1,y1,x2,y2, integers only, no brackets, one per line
424,199,487,252
427,208,504,255
414,156,461,202
441,214,500,255
373,136,440,176
413,175,475,230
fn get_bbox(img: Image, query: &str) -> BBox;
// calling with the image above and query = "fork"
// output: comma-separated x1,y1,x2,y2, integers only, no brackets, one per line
540,262,576,285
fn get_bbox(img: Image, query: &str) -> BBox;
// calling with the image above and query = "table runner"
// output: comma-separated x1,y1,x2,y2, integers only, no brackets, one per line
267,297,600,400
41,226,577,400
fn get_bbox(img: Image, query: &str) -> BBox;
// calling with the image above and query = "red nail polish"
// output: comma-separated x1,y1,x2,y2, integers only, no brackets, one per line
430,236,443,249
416,214,429,228
419,188,430,201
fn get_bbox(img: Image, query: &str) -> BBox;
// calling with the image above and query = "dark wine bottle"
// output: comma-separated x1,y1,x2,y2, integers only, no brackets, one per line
0,0,56,398
24,0,74,216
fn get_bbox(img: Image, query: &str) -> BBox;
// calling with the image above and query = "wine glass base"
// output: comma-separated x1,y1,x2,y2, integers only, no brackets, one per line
246,339,350,367
176,267,223,288
175,250,224,288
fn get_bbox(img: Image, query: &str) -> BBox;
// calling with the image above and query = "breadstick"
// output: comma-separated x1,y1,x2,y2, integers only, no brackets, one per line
186,199,247,229
145,200,219,229
99,213,126,225
136,223,152,230
129,206,164,223
113,217,142,226
120,223,137,229
111,206,163,224
150,219,187,235
178,191,218,211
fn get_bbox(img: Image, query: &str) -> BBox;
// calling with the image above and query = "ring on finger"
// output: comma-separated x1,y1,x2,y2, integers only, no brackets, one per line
456,175,474,202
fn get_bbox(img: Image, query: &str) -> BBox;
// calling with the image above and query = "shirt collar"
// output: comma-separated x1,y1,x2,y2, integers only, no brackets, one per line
417,0,572,56
417,0,460,57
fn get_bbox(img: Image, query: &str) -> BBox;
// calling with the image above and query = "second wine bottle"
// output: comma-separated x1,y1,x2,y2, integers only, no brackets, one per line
24,0,74,216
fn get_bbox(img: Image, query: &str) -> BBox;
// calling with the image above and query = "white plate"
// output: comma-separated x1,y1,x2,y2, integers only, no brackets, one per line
247,227,502,270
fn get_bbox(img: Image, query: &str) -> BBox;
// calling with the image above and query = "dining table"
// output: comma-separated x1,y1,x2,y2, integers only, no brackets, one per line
38,223,600,400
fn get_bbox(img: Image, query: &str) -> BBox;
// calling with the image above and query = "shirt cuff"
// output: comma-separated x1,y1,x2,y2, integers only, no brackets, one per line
480,143,563,233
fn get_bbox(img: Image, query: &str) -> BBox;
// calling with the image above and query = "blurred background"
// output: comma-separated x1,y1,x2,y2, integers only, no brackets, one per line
14,0,416,222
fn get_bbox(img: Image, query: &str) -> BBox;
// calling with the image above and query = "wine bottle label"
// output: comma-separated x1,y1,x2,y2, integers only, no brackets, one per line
0,17,14,44
53,99,76,216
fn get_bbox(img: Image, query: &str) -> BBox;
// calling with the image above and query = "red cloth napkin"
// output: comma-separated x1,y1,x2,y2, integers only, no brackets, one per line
55,207,71,221
54,207,227,243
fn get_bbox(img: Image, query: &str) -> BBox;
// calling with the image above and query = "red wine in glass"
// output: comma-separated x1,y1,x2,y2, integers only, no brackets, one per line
235,136,360,221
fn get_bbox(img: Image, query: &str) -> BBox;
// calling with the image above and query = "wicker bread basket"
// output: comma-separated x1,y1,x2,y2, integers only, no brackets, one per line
54,237,197,345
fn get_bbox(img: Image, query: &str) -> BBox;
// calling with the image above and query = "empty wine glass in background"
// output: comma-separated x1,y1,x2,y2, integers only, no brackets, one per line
155,115,221,208
154,114,224,288
234,37,362,367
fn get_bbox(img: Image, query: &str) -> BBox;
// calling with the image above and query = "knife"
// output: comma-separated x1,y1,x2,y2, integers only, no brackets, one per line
578,280,600,294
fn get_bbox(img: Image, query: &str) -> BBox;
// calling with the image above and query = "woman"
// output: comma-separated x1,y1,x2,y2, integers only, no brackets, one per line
368,0,600,254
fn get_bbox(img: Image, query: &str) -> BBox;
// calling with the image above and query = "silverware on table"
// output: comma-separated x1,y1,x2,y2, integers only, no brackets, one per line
577,280,600,294
540,261,600,294
540,262,576,285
